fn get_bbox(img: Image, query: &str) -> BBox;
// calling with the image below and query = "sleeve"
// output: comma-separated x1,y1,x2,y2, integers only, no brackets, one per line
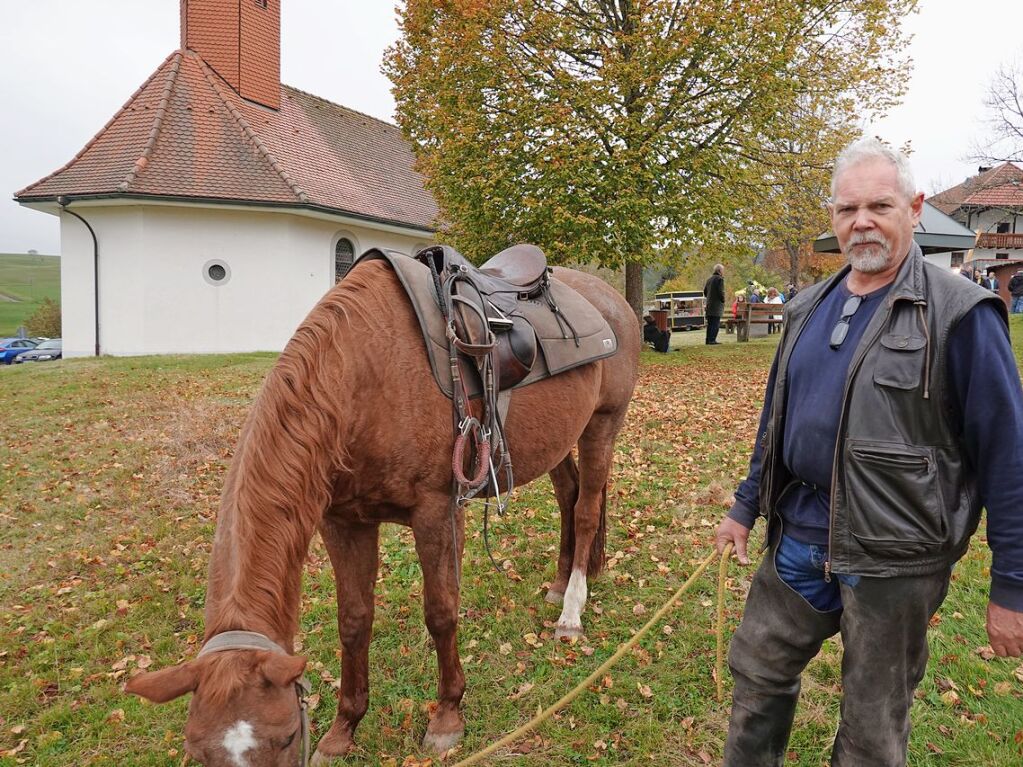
727,355,779,529
946,302,1023,611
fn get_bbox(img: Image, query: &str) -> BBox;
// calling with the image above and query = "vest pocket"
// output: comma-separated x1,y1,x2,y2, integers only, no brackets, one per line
873,333,926,390
844,441,945,556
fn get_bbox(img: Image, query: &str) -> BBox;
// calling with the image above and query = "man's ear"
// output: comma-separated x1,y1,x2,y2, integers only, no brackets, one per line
910,192,924,225
259,652,307,688
125,662,200,703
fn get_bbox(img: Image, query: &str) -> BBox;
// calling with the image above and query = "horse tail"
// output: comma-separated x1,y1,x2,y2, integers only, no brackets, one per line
587,483,607,576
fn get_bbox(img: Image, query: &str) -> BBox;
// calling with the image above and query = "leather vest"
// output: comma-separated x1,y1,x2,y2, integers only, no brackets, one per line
761,245,1007,576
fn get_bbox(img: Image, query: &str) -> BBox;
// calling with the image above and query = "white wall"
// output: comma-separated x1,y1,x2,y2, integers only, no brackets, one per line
59,204,428,358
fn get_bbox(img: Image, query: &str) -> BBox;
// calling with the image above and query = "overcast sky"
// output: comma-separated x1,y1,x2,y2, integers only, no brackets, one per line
1,0,1021,255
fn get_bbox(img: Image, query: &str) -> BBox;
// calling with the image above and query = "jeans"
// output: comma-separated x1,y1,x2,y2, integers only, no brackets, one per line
723,529,951,766
1012,295,1023,314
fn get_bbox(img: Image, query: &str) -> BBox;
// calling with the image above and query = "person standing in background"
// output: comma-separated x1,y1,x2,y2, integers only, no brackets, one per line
704,264,726,345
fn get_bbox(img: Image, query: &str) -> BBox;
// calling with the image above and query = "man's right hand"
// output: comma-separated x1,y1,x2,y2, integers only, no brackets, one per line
716,516,752,565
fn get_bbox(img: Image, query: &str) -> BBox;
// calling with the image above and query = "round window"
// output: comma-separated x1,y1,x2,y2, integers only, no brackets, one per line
203,259,231,286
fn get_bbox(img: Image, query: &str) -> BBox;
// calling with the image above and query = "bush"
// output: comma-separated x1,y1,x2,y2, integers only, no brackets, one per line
26,298,61,338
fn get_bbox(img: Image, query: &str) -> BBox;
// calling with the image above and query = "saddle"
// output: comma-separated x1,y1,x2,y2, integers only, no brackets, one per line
355,245,619,504
416,244,551,391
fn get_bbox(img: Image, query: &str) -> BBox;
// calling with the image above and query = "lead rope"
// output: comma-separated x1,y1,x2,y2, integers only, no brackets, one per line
452,543,733,767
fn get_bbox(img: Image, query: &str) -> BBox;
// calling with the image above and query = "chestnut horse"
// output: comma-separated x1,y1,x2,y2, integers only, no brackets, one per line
126,258,639,766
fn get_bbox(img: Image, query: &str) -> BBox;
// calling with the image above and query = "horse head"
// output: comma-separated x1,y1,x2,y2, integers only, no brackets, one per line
126,646,309,766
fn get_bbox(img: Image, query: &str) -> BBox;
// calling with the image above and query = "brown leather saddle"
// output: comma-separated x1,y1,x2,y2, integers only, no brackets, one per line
415,244,555,390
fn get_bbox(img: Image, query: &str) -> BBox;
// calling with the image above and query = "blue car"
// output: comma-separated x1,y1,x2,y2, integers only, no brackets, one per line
14,338,62,363
0,337,38,365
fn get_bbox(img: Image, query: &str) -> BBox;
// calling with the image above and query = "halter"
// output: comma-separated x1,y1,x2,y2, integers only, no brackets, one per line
197,631,311,767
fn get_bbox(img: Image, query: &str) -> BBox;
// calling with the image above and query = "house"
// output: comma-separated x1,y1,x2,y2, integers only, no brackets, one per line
15,0,438,358
927,163,1023,272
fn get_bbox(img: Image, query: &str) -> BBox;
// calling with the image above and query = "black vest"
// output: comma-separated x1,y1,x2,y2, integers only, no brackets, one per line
761,245,1007,576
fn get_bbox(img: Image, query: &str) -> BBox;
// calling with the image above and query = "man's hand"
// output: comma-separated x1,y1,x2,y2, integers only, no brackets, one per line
715,516,752,566
987,602,1023,657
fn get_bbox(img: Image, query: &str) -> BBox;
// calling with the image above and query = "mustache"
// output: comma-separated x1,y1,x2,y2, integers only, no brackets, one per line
848,232,890,248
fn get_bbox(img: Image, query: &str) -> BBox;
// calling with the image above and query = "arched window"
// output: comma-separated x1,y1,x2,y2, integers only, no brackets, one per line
335,238,355,283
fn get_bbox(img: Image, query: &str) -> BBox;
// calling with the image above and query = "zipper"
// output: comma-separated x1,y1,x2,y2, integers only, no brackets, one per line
825,297,895,582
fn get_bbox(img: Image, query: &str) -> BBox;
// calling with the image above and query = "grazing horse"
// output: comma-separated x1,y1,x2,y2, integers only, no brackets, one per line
126,258,639,765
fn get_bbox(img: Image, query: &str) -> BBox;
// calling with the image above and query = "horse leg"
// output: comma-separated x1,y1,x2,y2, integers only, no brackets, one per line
413,502,466,753
554,414,619,640
546,453,580,605
311,518,379,765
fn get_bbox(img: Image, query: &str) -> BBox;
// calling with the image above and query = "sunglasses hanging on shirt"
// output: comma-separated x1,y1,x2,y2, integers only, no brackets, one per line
829,294,864,350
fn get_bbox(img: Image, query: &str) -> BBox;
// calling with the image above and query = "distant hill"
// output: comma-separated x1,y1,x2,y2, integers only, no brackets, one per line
0,253,61,337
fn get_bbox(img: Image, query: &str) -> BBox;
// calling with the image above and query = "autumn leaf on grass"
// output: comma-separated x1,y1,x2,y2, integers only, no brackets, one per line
509,682,534,700
637,683,653,699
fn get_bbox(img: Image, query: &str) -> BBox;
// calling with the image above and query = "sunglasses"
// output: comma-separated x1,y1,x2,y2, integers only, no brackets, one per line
829,294,864,350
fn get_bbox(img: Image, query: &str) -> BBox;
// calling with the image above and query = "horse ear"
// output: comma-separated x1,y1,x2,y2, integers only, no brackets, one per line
125,662,200,703
259,653,307,688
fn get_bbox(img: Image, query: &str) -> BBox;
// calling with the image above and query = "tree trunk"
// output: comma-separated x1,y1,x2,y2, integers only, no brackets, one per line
625,262,644,326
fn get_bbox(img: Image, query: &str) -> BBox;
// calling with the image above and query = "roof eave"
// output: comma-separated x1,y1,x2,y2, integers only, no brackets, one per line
14,192,437,236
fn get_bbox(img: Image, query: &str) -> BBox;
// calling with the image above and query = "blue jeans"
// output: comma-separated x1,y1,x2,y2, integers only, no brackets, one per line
1012,296,1023,314
774,534,859,612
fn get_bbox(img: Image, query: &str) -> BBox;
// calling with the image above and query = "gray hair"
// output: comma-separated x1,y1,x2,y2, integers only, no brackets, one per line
713,263,724,275
831,138,917,201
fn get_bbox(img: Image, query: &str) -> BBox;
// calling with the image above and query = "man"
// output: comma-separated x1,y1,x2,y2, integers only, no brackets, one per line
642,314,670,353
987,268,999,293
1009,268,1023,314
715,138,1023,767
704,264,725,344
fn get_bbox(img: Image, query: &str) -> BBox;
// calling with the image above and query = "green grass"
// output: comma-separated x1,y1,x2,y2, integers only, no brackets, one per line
1,327,1021,765
0,253,60,337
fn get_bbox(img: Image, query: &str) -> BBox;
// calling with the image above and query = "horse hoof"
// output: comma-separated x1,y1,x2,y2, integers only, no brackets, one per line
555,622,583,640
545,589,564,605
311,751,341,766
422,728,464,754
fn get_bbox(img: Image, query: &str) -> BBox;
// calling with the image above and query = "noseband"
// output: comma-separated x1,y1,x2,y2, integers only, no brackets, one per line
197,631,311,767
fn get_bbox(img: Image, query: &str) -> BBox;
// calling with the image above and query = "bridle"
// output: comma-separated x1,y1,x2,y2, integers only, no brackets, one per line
197,631,311,767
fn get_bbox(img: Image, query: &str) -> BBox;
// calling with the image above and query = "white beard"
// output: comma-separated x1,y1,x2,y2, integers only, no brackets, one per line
845,233,891,273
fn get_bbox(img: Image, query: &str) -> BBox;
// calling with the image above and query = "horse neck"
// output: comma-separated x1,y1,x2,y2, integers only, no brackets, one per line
204,328,354,648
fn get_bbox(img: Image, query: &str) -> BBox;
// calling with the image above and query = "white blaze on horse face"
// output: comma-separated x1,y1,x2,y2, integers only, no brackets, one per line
556,568,588,632
222,720,257,767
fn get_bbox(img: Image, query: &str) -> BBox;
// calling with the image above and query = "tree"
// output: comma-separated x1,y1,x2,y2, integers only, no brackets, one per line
974,59,1023,163
26,298,61,338
386,0,914,318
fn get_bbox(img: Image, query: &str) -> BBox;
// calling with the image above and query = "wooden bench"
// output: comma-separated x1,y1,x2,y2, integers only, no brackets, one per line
732,302,783,342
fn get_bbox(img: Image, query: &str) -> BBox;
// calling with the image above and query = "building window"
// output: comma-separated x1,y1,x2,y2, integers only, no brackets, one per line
950,251,965,268
335,238,355,282
203,259,232,286
254,0,268,8
997,222,1010,234
997,252,1009,260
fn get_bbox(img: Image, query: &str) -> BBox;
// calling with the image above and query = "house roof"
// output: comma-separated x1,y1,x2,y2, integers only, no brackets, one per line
16,49,438,232
927,162,1023,216
813,201,977,255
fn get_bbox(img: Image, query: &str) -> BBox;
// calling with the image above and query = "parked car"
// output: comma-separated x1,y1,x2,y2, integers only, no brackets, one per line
0,337,38,364
14,338,62,363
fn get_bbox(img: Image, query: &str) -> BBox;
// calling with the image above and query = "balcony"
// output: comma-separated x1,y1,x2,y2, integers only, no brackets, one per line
976,233,1023,250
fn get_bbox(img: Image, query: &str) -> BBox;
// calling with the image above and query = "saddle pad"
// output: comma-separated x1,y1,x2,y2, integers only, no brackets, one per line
356,249,619,399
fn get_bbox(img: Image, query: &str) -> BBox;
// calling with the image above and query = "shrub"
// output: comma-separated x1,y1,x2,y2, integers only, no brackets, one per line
26,298,61,338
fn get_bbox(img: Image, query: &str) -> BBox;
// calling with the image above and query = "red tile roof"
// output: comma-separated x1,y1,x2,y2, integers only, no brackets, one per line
16,50,438,232
927,162,1023,215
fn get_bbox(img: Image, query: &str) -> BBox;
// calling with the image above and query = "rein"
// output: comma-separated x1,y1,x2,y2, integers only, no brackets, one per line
197,631,312,767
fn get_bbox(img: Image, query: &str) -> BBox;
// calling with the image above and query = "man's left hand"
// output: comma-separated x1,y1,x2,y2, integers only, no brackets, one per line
986,602,1023,657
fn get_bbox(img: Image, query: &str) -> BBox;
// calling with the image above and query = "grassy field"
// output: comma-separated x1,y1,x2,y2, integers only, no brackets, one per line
0,253,60,337
1,326,1022,766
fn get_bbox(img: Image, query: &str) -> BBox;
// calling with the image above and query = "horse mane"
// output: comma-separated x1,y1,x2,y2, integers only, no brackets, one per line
209,260,394,637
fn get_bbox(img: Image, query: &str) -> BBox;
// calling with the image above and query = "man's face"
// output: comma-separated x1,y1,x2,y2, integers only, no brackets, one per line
829,158,923,276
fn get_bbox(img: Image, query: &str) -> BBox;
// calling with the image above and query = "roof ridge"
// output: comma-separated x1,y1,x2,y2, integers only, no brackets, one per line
190,51,308,203
282,84,399,131
15,51,181,198
118,52,183,192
